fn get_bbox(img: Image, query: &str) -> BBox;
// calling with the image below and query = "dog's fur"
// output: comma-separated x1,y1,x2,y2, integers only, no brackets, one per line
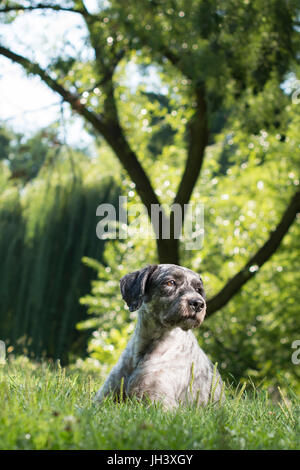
94,264,223,408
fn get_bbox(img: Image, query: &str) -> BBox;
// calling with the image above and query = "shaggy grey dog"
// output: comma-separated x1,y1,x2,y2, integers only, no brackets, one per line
94,264,223,408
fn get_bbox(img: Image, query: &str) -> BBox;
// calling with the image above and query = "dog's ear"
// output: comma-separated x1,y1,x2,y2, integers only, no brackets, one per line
120,265,158,312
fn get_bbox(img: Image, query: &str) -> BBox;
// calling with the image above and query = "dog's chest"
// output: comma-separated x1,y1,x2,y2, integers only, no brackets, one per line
125,327,216,404
138,328,201,375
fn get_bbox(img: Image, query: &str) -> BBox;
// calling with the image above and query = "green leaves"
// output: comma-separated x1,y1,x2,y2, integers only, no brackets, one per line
79,98,300,389
0,128,121,360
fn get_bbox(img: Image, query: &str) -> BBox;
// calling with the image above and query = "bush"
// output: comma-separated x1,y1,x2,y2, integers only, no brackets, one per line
0,150,121,362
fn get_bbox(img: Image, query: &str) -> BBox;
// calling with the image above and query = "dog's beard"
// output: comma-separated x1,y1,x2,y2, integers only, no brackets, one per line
179,314,203,331
160,302,205,330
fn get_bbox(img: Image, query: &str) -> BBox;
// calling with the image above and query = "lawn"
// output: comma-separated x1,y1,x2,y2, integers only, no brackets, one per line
0,357,299,450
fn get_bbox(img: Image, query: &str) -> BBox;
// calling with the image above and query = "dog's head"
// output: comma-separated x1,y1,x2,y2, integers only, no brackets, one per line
120,264,206,330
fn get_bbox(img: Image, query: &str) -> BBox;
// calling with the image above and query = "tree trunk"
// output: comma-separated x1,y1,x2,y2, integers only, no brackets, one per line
156,238,180,265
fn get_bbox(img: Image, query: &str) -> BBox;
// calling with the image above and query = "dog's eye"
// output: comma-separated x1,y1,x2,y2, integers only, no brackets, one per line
196,287,203,294
166,280,176,287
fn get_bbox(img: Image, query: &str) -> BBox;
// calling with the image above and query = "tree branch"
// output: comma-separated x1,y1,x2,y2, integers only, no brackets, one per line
0,2,88,16
103,87,179,261
85,50,126,94
121,7,206,210
0,45,106,132
0,44,162,216
82,13,164,214
99,116,163,214
206,190,300,316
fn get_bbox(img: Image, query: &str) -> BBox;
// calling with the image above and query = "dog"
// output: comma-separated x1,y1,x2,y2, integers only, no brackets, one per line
94,264,223,408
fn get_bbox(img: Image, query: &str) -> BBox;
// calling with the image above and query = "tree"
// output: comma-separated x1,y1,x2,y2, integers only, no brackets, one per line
0,0,299,316
0,124,63,181
0,123,121,361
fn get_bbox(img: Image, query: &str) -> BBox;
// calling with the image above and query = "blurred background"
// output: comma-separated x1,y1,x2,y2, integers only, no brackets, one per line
0,0,299,393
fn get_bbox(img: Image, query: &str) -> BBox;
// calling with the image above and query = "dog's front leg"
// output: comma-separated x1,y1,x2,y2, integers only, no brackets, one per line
94,365,124,403
94,338,134,403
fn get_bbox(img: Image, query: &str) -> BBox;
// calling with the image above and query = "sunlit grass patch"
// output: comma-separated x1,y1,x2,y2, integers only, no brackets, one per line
0,357,299,450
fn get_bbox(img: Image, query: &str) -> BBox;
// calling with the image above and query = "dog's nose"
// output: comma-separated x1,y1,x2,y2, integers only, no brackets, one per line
188,299,205,312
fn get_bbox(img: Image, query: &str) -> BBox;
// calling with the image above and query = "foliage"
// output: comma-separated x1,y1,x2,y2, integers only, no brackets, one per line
0,357,299,450
0,0,299,387
0,126,121,361
1,0,299,261
0,124,63,182
78,236,157,368
79,103,300,390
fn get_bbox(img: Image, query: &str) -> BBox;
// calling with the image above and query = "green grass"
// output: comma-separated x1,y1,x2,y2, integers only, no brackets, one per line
0,357,299,450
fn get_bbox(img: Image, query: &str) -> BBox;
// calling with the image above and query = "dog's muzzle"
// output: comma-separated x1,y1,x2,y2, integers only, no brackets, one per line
188,298,205,313
177,297,206,329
